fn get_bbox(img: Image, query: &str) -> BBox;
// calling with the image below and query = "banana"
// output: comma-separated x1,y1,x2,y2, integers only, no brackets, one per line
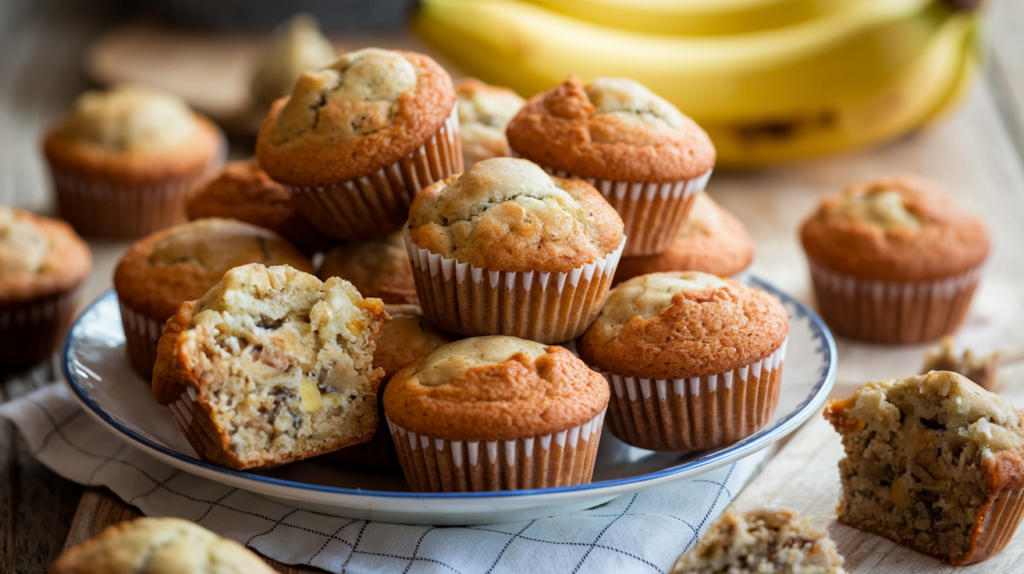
522,0,854,36
413,0,980,166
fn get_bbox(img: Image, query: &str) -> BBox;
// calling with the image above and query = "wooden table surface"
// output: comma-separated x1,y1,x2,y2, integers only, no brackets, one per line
4,1,1024,572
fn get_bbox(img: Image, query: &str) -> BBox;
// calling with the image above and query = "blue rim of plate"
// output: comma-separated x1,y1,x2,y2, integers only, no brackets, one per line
62,277,836,500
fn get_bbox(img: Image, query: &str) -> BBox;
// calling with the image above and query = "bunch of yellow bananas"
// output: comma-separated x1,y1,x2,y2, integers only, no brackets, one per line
413,0,982,168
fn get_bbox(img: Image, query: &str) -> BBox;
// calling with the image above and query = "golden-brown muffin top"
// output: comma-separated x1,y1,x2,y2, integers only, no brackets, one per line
114,218,313,321
256,49,456,186
614,194,753,284
407,157,624,273
456,78,524,165
49,517,276,574
249,14,337,112
578,272,789,379
0,207,91,301
185,159,330,255
800,176,990,281
319,232,417,305
57,84,197,152
506,75,715,183
373,304,454,382
383,336,609,441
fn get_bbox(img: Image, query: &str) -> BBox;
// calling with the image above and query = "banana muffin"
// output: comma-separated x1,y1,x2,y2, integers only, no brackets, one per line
406,157,624,343
114,218,314,379
456,77,524,166
0,207,91,369
578,272,789,451
506,75,715,256
671,509,846,574
256,48,461,240
614,193,753,285
800,176,989,344
186,159,331,255
153,264,389,470
383,336,609,492
43,84,225,238
319,232,417,305
49,517,275,574
329,303,454,470
824,371,1024,565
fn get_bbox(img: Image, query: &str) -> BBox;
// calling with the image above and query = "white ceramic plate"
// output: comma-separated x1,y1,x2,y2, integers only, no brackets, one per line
62,278,836,525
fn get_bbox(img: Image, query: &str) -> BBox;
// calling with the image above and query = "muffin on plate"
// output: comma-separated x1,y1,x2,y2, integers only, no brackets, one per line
319,232,417,305
456,78,524,167
43,84,225,238
671,509,846,574
405,157,625,344
152,264,389,470
49,517,276,574
800,176,989,344
506,75,715,256
614,193,753,285
383,336,609,492
256,48,461,240
0,207,91,370
186,158,331,256
329,303,454,470
114,218,313,379
578,272,789,451
824,371,1024,565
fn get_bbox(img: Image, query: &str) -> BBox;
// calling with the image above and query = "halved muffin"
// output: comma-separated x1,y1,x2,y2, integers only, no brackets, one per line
152,263,389,470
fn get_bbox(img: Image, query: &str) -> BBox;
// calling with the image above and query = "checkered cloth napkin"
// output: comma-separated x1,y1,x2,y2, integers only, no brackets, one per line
0,383,771,574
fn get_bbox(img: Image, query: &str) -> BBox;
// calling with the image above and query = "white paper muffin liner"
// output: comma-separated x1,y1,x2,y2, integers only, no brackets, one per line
601,338,787,451
289,105,463,240
386,409,606,492
517,155,712,256
405,229,625,343
808,260,983,343
118,301,165,379
0,285,82,369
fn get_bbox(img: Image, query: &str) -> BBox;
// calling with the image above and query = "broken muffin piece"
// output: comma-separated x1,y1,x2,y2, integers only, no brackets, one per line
152,263,389,470
921,336,1000,392
671,508,845,574
824,371,1024,565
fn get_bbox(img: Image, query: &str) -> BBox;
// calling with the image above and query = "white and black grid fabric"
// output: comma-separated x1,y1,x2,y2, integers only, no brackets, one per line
0,384,770,574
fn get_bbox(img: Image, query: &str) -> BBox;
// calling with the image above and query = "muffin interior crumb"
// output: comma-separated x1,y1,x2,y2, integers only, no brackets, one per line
671,509,845,574
827,372,1024,563
183,265,384,465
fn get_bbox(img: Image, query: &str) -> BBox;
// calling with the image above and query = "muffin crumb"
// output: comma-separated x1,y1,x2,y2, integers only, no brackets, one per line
921,336,1000,391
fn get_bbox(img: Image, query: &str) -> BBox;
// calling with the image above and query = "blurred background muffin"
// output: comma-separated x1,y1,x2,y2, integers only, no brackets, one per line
0,207,91,370
43,84,225,238
318,232,417,305
455,78,524,167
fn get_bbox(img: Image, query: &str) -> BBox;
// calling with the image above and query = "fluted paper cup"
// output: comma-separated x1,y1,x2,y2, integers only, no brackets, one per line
602,339,787,451
168,387,231,467
808,261,982,344
0,286,82,370
955,484,1024,564
118,301,165,379
387,409,605,492
289,105,463,240
520,157,711,257
405,229,625,344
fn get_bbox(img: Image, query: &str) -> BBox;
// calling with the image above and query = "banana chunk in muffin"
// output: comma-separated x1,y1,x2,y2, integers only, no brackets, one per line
153,263,389,470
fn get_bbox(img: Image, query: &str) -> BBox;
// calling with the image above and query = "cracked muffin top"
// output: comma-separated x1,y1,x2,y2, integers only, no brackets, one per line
185,158,331,255
407,157,624,273
578,272,789,379
114,218,314,321
506,75,715,183
319,232,417,305
383,336,609,441
614,194,753,284
49,517,276,574
800,176,990,282
43,84,223,181
256,48,456,186
0,207,91,302
456,78,524,165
